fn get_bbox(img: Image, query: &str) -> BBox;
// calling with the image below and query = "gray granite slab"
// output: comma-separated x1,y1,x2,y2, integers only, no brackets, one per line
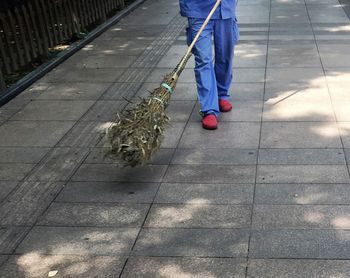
38,82,112,100
11,100,94,121
56,182,159,203
179,122,260,149
133,228,249,257
0,255,126,278
42,68,124,83
57,121,106,148
122,257,247,278
80,101,126,122
253,205,350,229
248,259,350,278
255,183,350,205
0,147,50,164
72,164,167,182
233,68,266,83
339,122,350,148
0,164,35,181
65,54,137,69
16,227,139,255
257,165,350,183
0,182,18,203
164,165,256,184
102,82,142,100
250,229,350,259
266,68,324,83
145,68,195,83
0,255,7,267
261,122,342,148
166,101,196,122
0,181,64,225
86,147,174,165
0,121,75,147
162,122,187,148
145,204,251,228
39,203,149,227
171,148,257,165
0,226,30,254
231,83,265,102
27,148,89,182
258,149,346,165
155,183,254,204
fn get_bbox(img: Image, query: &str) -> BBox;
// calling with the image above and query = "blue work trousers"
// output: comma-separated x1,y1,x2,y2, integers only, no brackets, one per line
187,18,239,116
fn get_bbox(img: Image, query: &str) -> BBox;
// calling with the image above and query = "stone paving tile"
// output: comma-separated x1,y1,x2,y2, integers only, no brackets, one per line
261,122,342,148
64,54,138,69
155,183,254,205
57,121,107,148
156,45,195,68
264,81,329,102
37,82,112,100
72,164,167,182
102,82,142,100
233,68,266,83
0,147,50,164
166,101,196,122
171,148,257,165
234,44,267,68
0,121,75,147
41,68,124,83
122,257,247,278
0,164,36,181
0,226,30,254
257,165,350,184
38,203,149,228
339,122,350,148
0,181,64,225
308,5,349,23
11,100,94,121
145,204,251,228
231,83,265,102
27,148,89,182
179,122,260,149
16,227,139,255
162,122,187,148
255,183,350,205
0,255,126,278
0,182,18,203
164,165,256,184
332,101,350,121
253,205,350,229
0,255,7,266
13,83,50,101
325,68,350,83
250,229,350,259
56,182,159,203
247,259,350,278
80,100,125,122
133,228,249,257
86,147,174,165
266,68,324,83
258,148,346,165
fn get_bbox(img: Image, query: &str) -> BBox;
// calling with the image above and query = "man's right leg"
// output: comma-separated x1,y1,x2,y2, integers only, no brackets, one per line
187,18,219,117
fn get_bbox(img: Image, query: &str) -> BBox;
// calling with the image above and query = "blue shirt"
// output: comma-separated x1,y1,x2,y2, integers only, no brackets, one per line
179,0,236,19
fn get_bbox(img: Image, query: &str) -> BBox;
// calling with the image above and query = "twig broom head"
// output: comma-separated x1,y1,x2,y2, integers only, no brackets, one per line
107,74,177,167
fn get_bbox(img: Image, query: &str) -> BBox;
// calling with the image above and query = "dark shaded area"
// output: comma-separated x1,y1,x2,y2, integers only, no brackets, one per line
339,0,350,19
0,0,29,13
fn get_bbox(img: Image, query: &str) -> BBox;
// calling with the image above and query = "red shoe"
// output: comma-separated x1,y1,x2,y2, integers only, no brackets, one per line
219,99,233,112
202,114,218,130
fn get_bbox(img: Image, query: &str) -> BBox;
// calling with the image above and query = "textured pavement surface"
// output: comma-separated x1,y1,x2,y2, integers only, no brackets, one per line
1,0,350,277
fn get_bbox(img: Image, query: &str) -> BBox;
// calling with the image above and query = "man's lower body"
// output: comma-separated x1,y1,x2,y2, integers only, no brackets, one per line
186,17,239,129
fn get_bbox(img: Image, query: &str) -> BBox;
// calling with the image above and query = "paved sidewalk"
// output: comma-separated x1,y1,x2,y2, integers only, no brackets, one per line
1,0,350,277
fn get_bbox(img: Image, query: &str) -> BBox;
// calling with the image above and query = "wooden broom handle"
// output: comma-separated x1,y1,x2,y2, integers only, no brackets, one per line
172,0,222,79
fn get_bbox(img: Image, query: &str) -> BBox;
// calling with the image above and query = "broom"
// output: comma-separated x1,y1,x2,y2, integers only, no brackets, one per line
107,0,222,167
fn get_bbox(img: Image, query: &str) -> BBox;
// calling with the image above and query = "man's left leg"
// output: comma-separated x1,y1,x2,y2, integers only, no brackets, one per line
214,18,236,112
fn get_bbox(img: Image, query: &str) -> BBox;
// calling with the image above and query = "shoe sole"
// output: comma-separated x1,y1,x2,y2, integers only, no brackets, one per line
202,125,218,130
